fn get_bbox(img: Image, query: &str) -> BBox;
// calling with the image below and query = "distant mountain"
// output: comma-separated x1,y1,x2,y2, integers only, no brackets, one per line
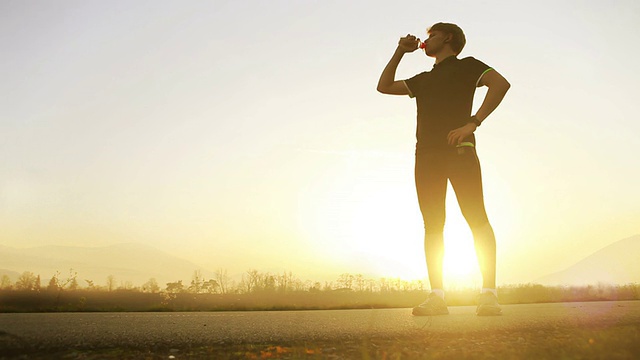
0,268,21,281
536,235,640,286
0,243,214,287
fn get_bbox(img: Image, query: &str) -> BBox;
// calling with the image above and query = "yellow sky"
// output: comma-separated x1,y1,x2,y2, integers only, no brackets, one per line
1,1,639,287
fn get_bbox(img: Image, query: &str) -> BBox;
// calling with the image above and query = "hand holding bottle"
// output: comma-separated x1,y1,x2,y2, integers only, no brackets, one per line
397,34,421,53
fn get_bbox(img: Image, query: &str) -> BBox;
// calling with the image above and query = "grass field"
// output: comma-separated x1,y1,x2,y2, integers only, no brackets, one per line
1,283,639,313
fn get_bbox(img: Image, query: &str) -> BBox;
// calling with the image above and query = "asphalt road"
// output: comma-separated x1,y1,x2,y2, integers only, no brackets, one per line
1,301,639,358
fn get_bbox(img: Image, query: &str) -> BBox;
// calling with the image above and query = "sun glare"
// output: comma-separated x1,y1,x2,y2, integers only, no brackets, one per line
442,219,483,289
300,173,485,289
344,186,425,280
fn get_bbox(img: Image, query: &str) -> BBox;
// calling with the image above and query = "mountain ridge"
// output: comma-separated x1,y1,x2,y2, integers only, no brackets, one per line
0,242,214,287
535,234,640,286
3,235,638,288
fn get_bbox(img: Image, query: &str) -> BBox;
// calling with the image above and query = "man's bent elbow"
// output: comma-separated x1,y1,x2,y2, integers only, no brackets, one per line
497,79,511,95
377,81,409,95
504,82,511,97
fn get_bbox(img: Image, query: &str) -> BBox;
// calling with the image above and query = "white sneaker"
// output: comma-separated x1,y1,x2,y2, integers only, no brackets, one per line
412,293,449,316
476,292,502,316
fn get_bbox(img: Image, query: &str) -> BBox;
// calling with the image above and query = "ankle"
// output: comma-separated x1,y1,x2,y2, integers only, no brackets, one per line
481,288,497,297
431,289,445,299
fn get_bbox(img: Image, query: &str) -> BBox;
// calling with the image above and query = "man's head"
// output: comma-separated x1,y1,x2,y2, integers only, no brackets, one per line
424,22,466,56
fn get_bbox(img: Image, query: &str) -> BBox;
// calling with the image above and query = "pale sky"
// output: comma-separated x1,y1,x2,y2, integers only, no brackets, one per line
1,0,639,287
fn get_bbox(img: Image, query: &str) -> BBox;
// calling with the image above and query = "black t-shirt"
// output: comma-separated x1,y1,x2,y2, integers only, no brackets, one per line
404,56,491,150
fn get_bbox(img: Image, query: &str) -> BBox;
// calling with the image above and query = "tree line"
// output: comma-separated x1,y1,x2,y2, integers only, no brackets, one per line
1,269,638,313
3,269,638,306
0,269,428,295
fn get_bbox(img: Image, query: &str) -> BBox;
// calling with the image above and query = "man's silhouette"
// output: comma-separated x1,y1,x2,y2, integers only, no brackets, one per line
377,23,510,316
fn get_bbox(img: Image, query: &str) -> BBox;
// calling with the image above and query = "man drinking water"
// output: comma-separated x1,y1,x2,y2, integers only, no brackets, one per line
377,23,510,316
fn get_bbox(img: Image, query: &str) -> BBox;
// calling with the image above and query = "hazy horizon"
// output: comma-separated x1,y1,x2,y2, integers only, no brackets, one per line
2,1,639,288
2,234,639,289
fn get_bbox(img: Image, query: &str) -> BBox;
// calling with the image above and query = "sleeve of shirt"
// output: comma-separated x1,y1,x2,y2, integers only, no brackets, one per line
464,57,493,87
403,72,427,98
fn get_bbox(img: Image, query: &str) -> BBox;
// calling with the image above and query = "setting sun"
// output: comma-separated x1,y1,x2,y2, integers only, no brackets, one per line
299,164,486,289
442,218,483,289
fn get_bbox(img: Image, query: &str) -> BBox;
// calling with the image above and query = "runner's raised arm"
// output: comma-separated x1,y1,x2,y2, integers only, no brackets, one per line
376,34,420,95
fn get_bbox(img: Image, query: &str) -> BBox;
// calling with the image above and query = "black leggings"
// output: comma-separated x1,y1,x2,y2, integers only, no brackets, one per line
415,146,490,233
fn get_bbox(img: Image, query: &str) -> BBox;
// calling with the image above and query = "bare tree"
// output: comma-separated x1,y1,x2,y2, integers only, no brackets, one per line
274,271,302,292
354,274,365,292
264,274,276,292
292,278,305,292
15,271,37,290
366,279,377,292
85,279,96,290
118,281,134,290
203,279,219,294
379,278,389,293
106,275,116,292
189,270,203,294
142,278,160,293
34,275,41,291
337,273,354,290
68,276,79,291
0,275,13,290
254,271,272,292
46,269,77,291
215,268,230,294
276,272,292,293
243,269,262,293
166,280,184,293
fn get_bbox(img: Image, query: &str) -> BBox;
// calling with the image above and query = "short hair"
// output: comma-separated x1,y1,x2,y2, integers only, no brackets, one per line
428,23,466,55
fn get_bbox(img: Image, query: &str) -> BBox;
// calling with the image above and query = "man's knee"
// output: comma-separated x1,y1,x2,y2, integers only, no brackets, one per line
470,220,492,232
470,221,495,242
464,209,490,230
424,225,444,237
423,215,445,234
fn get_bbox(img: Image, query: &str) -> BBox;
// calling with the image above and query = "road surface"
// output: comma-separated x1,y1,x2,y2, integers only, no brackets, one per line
1,301,639,358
